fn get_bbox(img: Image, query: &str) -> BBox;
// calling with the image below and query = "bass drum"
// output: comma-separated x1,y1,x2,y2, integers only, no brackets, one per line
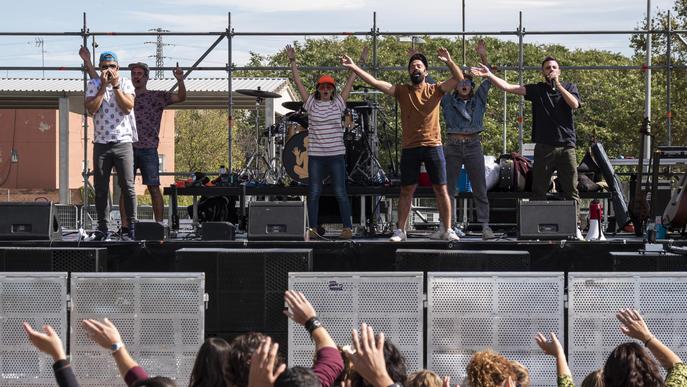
282,131,310,184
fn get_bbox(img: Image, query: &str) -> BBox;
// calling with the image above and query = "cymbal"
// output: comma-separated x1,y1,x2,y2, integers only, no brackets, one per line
282,101,304,111
236,88,282,98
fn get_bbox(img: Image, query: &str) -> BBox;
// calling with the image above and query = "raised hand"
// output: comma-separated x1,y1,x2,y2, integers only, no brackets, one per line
617,308,653,342
23,322,66,361
284,290,317,326
286,45,296,63
437,47,452,63
82,318,124,349
248,337,286,387
535,332,564,357
292,147,300,157
470,63,491,78
340,54,356,68
475,39,487,57
173,62,183,81
359,46,369,63
79,46,92,63
346,323,393,387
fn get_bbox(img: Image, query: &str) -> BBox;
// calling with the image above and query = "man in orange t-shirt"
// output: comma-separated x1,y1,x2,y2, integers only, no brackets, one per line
341,49,463,241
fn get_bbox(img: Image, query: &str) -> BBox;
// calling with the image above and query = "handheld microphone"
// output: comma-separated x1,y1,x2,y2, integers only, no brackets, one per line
550,78,556,91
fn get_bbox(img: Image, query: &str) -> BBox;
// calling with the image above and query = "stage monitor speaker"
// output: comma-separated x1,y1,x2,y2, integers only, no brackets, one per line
0,247,108,272
395,249,531,275
134,221,169,240
0,202,62,241
518,200,576,240
201,222,235,240
609,251,677,271
174,248,312,335
248,201,306,241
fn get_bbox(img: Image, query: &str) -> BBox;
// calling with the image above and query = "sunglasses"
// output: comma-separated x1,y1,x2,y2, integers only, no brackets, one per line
458,80,472,86
100,64,117,70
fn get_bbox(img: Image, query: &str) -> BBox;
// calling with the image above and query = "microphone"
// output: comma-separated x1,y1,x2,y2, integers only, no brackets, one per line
550,78,556,91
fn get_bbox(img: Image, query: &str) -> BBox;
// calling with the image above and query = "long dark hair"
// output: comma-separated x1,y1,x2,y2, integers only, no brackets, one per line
188,337,232,387
603,342,664,387
349,339,407,387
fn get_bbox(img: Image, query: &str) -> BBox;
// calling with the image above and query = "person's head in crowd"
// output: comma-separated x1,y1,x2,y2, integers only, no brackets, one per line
275,366,321,387
455,74,475,100
188,337,232,387
510,360,530,387
466,350,516,387
406,369,442,387
603,342,663,387
349,338,408,387
133,377,177,387
581,370,604,387
229,332,273,387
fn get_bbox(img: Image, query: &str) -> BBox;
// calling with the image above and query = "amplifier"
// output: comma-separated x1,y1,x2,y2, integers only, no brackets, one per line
202,222,236,240
0,202,62,241
248,201,307,241
518,200,576,240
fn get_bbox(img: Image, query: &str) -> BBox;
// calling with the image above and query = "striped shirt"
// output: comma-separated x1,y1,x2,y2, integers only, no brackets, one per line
304,94,346,156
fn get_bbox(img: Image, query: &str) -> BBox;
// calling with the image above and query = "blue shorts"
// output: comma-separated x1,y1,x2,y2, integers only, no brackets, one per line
133,147,160,186
400,146,447,186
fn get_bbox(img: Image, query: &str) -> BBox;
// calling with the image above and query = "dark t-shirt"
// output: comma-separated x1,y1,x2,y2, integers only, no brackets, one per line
133,90,174,149
524,82,580,147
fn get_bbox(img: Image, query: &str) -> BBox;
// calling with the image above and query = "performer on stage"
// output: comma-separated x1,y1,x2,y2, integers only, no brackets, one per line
286,45,367,240
438,39,494,240
342,48,463,242
472,56,583,239
84,51,137,240
81,47,186,237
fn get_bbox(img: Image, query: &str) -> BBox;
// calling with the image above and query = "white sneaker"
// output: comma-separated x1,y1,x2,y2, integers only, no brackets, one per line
429,224,446,240
389,229,407,242
444,228,460,241
575,227,584,241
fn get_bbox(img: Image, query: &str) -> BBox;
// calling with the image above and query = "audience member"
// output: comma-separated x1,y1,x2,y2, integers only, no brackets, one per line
406,369,443,387
187,337,232,387
23,322,79,387
509,360,530,387
535,332,571,387
465,350,515,387
229,332,270,387
580,370,603,387
604,308,687,387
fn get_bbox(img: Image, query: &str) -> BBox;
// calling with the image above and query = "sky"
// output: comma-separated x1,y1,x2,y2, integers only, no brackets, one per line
0,0,677,78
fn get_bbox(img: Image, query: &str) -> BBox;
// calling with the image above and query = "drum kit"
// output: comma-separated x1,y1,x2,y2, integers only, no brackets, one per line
236,88,386,186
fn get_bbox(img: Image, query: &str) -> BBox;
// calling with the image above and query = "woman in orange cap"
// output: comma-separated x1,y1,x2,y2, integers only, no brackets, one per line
286,45,367,240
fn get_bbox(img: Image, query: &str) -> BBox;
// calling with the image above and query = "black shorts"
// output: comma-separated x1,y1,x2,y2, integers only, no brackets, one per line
400,146,447,186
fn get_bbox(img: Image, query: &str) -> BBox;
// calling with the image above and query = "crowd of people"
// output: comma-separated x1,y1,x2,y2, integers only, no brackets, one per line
22,291,687,387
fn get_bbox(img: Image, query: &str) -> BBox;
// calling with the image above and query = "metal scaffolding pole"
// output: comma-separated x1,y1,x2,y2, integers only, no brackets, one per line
502,67,508,155
666,11,672,146
81,12,89,230
228,12,234,172
644,0,652,159
517,12,525,153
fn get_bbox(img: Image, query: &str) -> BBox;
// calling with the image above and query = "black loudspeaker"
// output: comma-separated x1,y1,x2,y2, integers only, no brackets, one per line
201,222,235,240
395,249,531,273
248,201,306,240
609,252,678,271
0,247,108,271
518,200,576,239
134,222,169,240
0,202,62,241
174,248,312,335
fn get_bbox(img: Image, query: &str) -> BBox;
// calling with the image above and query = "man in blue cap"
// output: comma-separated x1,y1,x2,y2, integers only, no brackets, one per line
85,50,137,240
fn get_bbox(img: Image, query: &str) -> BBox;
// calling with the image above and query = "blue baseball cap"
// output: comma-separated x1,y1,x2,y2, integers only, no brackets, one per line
99,51,118,63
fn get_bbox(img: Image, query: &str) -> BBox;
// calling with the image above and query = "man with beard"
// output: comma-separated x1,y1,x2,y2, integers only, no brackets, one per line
341,48,463,241
471,56,583,239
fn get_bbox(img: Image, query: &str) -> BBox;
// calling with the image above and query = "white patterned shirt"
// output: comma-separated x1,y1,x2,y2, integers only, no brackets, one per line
86,78,137,144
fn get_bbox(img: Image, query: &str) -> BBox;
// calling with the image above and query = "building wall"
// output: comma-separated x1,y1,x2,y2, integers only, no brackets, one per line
1,108,176,200
0,109,58,189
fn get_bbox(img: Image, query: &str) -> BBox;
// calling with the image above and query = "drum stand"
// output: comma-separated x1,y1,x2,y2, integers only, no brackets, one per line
239,96,273,182
347,105,387,185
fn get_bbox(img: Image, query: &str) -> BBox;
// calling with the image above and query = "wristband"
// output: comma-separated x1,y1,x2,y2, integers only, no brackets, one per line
110,342,124,354
304,317,322,335
644,336,654,347
112,84,120,89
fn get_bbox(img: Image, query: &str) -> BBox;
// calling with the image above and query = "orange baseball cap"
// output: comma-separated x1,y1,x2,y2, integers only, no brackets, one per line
317,75,336,86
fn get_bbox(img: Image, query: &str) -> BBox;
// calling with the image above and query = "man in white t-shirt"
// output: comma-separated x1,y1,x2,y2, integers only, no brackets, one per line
85,51,137,240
